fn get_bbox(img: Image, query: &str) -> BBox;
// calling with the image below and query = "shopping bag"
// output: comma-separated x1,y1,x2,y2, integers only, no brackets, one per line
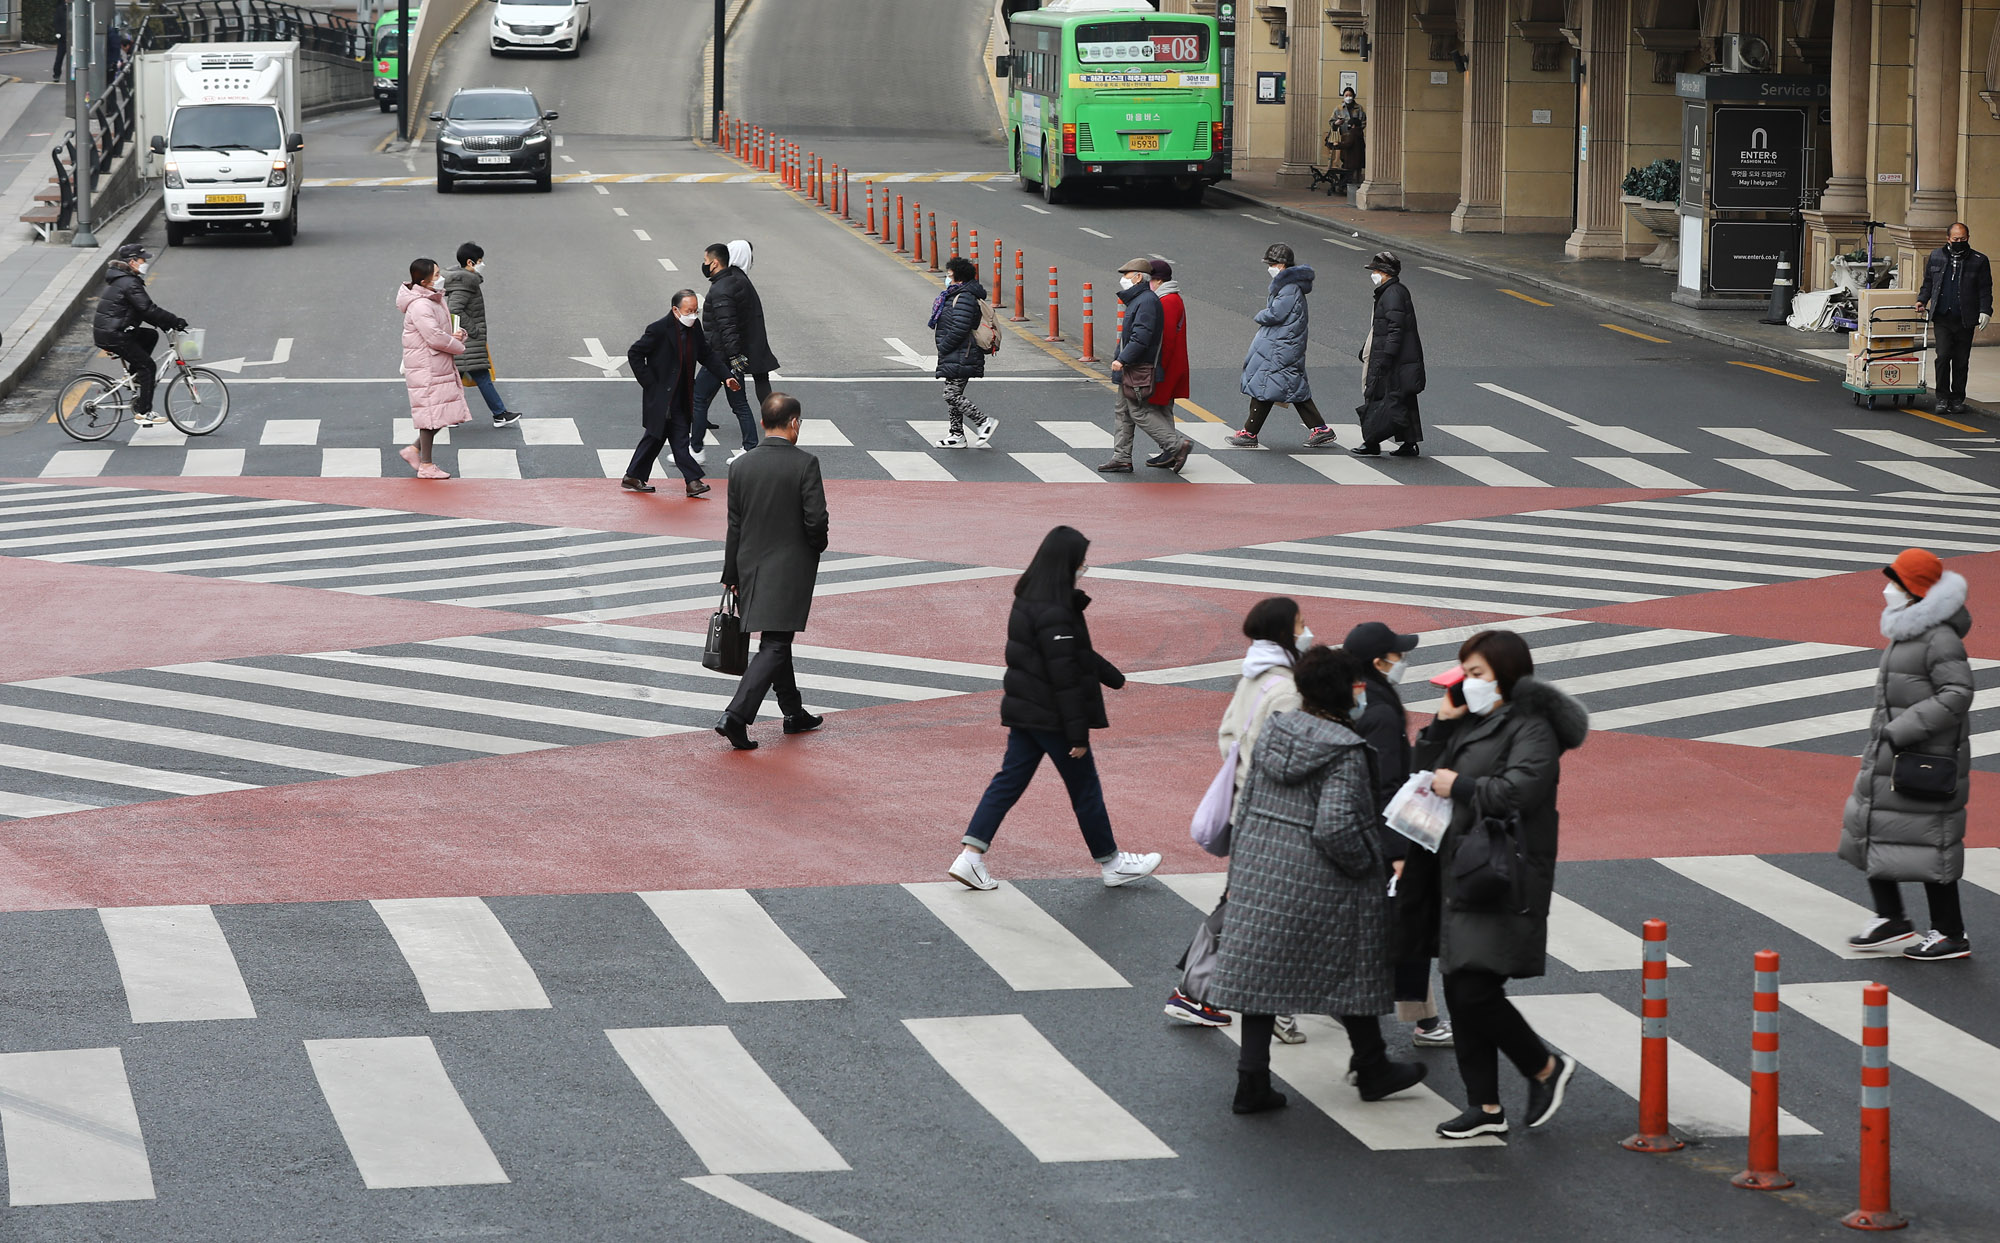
702,589,749,675
1188,741,1241,857
1355,392,1406,444
1382,770,1451,853
1175,898,1228,1004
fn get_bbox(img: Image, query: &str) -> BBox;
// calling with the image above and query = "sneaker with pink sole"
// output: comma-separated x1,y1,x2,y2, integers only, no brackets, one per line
416,463,450,479
398,445,420,472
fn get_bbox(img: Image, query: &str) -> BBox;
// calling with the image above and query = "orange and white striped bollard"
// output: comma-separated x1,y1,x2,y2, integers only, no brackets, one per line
1046,266,1060,341
1622,919,1683,1152
1079,283,1096,362
1733,950,1793,1190
1844,983,1906,1230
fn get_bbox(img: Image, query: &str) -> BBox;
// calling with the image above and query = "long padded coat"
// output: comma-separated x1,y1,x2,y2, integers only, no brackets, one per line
440,267,492,374
1204,710,1395,1018
1840,572,1974,884
1400,677,1589,980
1240,265,1314,403
397,284,472,431
1364,277,1427,399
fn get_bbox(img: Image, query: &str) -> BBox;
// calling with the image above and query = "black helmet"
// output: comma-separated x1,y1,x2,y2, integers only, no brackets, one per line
1365,249,1401,278
114,243,152,262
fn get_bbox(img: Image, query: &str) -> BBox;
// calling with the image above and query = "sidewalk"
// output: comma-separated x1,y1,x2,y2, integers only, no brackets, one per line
1214,170,2000,421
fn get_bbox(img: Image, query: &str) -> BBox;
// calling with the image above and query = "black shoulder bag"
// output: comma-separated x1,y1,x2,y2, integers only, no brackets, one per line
1446,738,1530,913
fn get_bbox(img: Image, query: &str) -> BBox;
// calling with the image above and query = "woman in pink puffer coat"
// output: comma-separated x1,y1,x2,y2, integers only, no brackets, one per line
397,257,472,479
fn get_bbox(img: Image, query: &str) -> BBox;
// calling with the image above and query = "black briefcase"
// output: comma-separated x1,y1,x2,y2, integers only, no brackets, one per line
703,590,749,675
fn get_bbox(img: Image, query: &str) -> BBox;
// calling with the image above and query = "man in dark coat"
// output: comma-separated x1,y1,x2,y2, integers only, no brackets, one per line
1354,250,1425,458
443,241,524,429
623,289,730,498
92,244,187,428
1099,258,1191,473
716,392,829,750
699,242,781,408
1916,222,1993,415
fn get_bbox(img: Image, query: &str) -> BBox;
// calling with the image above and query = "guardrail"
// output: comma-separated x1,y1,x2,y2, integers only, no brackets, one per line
137,0,369,60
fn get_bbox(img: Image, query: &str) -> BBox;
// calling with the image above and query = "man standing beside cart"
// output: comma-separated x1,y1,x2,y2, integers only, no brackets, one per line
1916,222,1992,416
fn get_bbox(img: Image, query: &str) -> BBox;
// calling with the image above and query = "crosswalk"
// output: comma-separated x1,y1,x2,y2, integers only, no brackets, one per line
22,409,2000,491
3,852,1995,1207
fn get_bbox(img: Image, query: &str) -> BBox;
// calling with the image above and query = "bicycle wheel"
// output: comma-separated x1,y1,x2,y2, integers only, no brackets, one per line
164,366,230,435
55,373,126,441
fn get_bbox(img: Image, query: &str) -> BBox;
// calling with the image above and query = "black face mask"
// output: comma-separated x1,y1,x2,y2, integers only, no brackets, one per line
1950,239,1970,254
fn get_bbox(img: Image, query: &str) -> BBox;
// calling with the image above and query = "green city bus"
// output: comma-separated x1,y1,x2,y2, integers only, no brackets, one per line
373,11,416,113
999,0,1223,205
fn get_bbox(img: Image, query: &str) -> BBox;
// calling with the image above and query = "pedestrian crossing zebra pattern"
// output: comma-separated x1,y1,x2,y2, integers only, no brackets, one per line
0,623,1004,820
24,412,2000,492
0,483,1010,622
3,853,1996,1210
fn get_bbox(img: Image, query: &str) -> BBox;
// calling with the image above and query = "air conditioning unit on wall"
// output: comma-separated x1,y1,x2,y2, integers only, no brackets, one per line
1719,33,1773,74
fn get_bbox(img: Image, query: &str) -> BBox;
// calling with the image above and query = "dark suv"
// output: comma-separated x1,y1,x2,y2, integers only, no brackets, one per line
432,88,558,193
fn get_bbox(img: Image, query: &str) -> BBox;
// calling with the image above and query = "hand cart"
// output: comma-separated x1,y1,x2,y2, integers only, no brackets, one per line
1842,299,1931,408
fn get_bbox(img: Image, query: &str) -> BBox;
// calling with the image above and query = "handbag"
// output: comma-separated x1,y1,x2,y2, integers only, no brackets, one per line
1356,392,1405,444
1450,809,1528,912
1189,679,1282,857
1119,361,1156,402
1891,750,1958,801
1175,898,1228,1005
702,589,750,675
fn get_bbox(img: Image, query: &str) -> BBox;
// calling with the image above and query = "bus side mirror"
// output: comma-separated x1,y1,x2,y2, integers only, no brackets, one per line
994,54,1013,78
149,135,166,154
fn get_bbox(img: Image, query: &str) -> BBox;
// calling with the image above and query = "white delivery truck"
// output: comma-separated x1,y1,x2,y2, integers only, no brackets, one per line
137,41,305,247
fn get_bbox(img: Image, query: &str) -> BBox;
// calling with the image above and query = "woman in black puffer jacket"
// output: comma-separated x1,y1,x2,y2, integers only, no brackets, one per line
946,526,1162,892
931,256,997,448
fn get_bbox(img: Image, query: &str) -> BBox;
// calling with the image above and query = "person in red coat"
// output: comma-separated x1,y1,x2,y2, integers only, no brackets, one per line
1142,259,1191,464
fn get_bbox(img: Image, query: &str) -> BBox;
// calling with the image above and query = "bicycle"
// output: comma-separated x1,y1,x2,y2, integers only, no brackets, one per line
54,330,230,441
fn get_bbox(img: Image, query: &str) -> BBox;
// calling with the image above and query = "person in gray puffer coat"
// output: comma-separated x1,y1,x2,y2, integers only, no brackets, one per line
1229,243,1338,448
441,242,524,428
1841,548,1974,960
1205,646,1428,1116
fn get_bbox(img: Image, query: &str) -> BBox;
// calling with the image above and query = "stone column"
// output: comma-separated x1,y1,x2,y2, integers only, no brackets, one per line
1276,1,1326,186
1907,0,1963,227
1451,0,1506,231
1565,0,1630,257
1357,0,1408,208
1800,0,1872,291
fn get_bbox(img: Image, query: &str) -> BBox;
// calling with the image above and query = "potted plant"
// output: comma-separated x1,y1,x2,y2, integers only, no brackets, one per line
1620,159,1682,268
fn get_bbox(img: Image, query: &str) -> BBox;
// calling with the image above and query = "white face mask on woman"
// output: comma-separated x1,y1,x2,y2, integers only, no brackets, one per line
1883,582,1910,610
1462,674,1502,715
1370,271,1387,287
1295,626,1315,653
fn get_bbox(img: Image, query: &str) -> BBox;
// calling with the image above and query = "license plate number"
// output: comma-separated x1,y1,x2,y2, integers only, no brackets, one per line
477,155,511,165
1128,134,1160,151
203,193,246,204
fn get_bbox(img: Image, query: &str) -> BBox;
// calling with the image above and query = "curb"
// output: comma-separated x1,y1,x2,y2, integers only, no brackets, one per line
0,190,163,411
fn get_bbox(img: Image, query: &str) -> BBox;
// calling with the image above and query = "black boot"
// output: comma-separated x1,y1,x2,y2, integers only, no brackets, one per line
1232,1070,1289,1115
1355,1058,1429,1102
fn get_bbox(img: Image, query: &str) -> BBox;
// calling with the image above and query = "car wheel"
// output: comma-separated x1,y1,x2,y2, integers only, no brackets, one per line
165,220,186,247
536,165,553,192
378,99,391,113
437,169,453,194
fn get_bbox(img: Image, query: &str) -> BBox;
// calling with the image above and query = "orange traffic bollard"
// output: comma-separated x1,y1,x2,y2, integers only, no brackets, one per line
1844,983,1906,1230
896,195,907,252
1079,282,1096,362
1011,250,1027,321
1046,266,1061,341
993,236,1003,303
951,219,960,259
1734,951,1794,1191
1622,919,1684,1153
970,228,978,268
866,181,876,235
929,213,940,272
913,203,924,263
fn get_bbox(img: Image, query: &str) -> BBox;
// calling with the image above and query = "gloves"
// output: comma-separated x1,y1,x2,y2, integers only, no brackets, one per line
172,318,190,332
1981,313,1991,329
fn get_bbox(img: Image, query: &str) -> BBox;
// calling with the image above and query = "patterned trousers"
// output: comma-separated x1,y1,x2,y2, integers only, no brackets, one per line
942,378,982,434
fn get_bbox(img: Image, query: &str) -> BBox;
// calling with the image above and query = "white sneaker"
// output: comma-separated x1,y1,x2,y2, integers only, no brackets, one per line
934,431,968,448
728,448,749,464
969,415,998,446
692,447,707,466
948,850,997,891
1101,850,1161,888
133,413,167,428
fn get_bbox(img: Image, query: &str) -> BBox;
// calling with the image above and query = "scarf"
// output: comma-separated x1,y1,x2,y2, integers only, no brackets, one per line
928,282,960,329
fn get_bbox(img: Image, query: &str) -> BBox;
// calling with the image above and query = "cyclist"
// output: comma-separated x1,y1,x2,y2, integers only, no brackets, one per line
92,243,187,428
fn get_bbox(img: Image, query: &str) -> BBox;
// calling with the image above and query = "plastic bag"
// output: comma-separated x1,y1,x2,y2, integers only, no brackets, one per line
1188,741,1240,857
1383,770,1451,853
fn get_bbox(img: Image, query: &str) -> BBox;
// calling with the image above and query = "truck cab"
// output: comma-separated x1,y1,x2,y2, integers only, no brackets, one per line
139,43,304,247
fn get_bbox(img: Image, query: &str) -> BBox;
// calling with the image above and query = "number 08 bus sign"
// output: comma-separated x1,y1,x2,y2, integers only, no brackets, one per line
1078,34,1205,63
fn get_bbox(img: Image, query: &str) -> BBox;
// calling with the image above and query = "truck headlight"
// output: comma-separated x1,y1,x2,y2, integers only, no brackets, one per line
268,161,288,188
164,162,182,189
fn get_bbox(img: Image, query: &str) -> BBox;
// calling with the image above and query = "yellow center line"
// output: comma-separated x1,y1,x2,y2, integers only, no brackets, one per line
1727,360,1817,383
1499,289,1553,306
1178,398,1225,424
1601,323,1669,343
1904,407,1983,433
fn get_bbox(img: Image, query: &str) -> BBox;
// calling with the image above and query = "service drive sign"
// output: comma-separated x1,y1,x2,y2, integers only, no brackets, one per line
1711,107,1807,210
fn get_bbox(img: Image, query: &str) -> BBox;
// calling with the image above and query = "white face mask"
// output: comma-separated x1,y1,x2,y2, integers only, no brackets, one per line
1370,271,1387,286
1883,582,1910,609
133,261,149,276
1351,688,1369,717
1462,674,1502,715
677,311,698,327
1120,274,1139,290
1268,264,1284,277
473,261,486,274
1381,656,1407,684
1295,626,1315,653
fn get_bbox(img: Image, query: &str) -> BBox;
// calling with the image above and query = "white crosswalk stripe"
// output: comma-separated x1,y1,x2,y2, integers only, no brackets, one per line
639,889,844,1002
304,1036,510,1188
0,1048,156,1204
1656,856,1880,959
98,905,258,1023
371,897,552,1012
610,1026,849,1173
1783,982,2000,1123
904,882,1130,990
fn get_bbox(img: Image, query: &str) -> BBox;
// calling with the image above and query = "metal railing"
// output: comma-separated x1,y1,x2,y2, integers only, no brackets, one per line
138,0,369,60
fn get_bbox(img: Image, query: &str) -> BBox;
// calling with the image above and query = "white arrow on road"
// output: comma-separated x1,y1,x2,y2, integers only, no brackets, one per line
570,337,628,376
203,337,293,374
882,336,938,371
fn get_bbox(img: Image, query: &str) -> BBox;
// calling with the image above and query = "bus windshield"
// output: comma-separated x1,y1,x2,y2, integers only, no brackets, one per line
1074,20,1211,66
170,105,281,151
375,30,401,57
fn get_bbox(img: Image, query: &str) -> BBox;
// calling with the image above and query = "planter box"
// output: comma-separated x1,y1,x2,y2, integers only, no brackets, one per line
1621,195,1679,268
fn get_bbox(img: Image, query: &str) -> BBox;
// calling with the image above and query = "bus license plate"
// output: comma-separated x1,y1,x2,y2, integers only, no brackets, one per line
1128,134,1160,151
477,155,511,165
204,194,246,204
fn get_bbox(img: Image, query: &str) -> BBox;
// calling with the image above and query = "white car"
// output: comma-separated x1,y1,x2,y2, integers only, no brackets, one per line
490,0,591,56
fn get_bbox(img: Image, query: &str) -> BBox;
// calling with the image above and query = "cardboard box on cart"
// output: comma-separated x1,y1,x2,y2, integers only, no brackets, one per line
1845,353,1922,388
1850,289,1926,354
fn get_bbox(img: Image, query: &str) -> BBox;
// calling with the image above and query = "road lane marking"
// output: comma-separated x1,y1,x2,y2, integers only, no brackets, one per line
1079,227,1111,238
1784,982,2000,1123
595,185,610,195
638,890,843,1002
685,1175,872,1242
1728,360,1815,382
371,897,551,1012
633,228,652,241
0,1048,155,1203
904,1014,1175,1162
1240,212,1280,225
0,702,407,777
657,255,680,272
40,450,113,477
1420,265,1469,280
1022,204,1050,214
1011,452,1106,482
1321,236,1365,250
1906,407,1982,432
1545,893,1689,971
1436,424,1543,452
869,450,956,481
322,447,382,477
1705,427,1825,455
1297,455,1399,484
1577,457,1698,488
1717,458,1852,491
1092,566,1571,615
519,417,583,445
1434,455,1549,486
612,206,628,215
305,1037,510,1188
99,905,257,1022
1861,460,1999,493
609,1027,848,1173
1602,323,1669,342
1657,855,1878,958
1837,428,1967,458
260,418,320,445
903,882,1128,990
1498,289,1553,305
182,448,244,476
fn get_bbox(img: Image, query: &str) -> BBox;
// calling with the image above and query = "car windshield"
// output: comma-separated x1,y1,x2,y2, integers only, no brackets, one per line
170,105,281,150
449,94,539,121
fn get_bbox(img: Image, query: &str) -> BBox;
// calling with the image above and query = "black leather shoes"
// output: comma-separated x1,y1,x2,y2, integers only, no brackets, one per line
1350,443,1382,456
714,716,758,750
621,477,656,493
686,479,712,498
1165,439,1193,473
1391,443,1420,458
1096,459,1133,473
783,713,825,735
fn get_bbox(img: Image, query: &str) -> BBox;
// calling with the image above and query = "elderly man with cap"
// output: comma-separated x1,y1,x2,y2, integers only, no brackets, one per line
1099,257,1192,473
91,244,189,429
1347,618,1456,1046
1355,250,1425,458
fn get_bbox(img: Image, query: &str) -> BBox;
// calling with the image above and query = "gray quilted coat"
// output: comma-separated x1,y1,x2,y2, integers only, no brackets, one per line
1240,265,1314,403
1840,572,1974,884
440,267,492,374
1204,710,1393,1018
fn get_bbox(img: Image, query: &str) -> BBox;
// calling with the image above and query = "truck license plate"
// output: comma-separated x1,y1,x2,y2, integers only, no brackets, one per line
1128,134,1160,151
204,194,246,204
477,155,511,165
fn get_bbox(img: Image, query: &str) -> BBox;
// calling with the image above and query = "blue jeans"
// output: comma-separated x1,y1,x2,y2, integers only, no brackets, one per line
693,365,759,451
962,728,1117,862
465,368,507,417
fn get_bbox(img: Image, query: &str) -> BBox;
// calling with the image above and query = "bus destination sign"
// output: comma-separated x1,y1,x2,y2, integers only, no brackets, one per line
1078,34,1207,64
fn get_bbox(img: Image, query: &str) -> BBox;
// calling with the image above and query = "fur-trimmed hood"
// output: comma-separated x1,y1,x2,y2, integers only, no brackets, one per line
1503,676,1590,751
1269,265,1314,296
1254,709,1366,785
1883,570,1971,642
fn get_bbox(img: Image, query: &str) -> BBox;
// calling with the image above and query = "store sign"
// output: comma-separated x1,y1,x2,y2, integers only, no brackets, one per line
1710,221,1798,293
1711,107,1806,209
